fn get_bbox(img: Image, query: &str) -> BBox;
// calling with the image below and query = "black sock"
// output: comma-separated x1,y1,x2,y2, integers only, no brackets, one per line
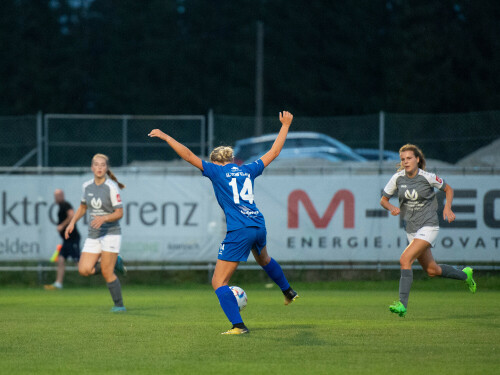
439,264,467,280
399,269,413,308
107,278,124,307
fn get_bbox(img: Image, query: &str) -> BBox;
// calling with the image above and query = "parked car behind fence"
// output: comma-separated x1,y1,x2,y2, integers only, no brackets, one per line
233,132,366,165
354,148,401,161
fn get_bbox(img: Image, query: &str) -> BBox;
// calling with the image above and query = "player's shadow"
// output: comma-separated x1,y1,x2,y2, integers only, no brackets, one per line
251,324,329,346
115,306,169,317
416,311,492,320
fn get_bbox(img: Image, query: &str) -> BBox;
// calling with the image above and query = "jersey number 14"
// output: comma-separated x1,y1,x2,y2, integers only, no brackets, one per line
229,177,254,204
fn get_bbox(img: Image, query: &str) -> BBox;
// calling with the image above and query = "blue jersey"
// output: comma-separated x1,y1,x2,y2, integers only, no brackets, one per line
202,159,266,231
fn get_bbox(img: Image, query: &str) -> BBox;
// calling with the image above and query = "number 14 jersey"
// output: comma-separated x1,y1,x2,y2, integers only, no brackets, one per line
202,159,266,231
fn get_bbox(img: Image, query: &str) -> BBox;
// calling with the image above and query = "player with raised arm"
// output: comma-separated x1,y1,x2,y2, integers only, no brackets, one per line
65,154,127,312
148,111,298,334
380,144,476,318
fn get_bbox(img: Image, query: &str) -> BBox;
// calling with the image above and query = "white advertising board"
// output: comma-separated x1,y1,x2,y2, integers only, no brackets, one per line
0,174,498,263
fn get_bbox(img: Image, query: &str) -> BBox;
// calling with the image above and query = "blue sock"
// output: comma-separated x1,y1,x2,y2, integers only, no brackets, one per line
262,258,290,291
215,286,243,325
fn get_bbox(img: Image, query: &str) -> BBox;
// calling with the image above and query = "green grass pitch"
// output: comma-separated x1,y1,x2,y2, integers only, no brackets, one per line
1,279,499,375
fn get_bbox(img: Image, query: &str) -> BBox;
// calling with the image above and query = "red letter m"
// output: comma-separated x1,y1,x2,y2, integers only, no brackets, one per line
288,189,354,228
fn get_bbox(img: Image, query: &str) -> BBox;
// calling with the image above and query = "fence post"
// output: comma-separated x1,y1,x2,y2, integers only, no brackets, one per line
37,111,43,172
254,20,264,136
122,115,129,166
208,109,214,155
201,114,206,158
37,261,43,285
44,114,49,167
207,262,214,284
378,111,385,172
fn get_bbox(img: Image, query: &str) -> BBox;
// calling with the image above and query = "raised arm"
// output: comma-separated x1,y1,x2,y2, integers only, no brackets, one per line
260,111,293,167
148,129,203,171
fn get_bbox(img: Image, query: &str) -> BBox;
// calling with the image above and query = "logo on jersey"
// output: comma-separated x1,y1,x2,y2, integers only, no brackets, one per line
231,166,239,171
91,197,102,209
116,194,121,203
404,189,418,201
436,175,442,184
238,205,260,217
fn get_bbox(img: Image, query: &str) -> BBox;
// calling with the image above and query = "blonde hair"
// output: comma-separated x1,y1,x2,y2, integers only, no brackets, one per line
398,144,426,171
210,146,234,164
92,153,126,189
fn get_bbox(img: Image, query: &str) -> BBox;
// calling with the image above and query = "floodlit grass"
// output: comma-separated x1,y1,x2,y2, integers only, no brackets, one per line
0,279,499,375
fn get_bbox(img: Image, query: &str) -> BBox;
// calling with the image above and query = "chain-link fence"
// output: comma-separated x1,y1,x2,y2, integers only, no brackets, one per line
1,111,499,169
384,111,500,164
44,114,206,167
213,113,381,148
0,115,40,168
214,111,500,165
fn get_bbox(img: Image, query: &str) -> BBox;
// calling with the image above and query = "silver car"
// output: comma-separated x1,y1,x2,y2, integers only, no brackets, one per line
354,148,401,161
233,131,366,164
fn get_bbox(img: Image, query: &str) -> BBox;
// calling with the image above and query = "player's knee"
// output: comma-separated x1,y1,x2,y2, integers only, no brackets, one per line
399,257,411,269
101,269,114,281
102,274,115,283
78,266,91,277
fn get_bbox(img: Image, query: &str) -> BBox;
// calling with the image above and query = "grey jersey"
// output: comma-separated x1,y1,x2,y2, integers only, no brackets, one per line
81,178,123,238
383,169,447,233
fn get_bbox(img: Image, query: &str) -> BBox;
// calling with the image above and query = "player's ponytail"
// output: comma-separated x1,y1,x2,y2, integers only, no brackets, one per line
210,146,234,164
107,169,126,189
398,144,426,171
91,153,126,189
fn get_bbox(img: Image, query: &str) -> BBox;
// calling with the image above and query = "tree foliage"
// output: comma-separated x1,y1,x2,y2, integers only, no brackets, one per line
0,0,498,116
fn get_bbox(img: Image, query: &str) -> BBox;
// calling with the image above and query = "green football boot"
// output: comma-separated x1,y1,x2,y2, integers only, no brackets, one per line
389,301,407,317
462,267,476,293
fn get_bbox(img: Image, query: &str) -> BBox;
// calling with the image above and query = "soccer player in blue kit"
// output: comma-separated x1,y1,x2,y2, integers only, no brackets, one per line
380,144,476,317
148,111,298,334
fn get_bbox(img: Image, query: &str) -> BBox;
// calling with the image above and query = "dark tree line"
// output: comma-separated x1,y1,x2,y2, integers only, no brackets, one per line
1,0,499,116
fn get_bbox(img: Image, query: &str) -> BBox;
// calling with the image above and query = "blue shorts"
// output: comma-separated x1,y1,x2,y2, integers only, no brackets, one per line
218,226,267,262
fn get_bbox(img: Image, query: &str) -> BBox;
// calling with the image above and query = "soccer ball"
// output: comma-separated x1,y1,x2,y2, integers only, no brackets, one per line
229,286,247,311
